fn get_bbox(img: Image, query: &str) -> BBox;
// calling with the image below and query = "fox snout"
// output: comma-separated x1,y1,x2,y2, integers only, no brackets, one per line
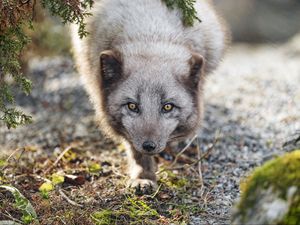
125,122,172,155
142,141,157,153
132,136,168,155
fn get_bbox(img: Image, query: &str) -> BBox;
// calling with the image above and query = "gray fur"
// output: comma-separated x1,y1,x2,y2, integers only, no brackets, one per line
71,0,228,192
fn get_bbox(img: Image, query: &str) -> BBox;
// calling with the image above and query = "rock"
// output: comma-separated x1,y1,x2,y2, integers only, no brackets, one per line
231,150,300,225
284,33,300,58
214,0,300,42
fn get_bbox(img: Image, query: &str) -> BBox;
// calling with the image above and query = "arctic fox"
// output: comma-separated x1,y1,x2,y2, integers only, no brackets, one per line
71,0,228,193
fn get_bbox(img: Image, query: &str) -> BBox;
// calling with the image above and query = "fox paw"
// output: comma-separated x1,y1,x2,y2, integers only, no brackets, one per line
128,179,157,195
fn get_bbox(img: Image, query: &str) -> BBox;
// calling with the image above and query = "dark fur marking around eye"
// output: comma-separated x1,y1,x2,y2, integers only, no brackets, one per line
136,87,142,104
111,121,126,136
174,125,186,133
159,88,167,103
108,112,126,136
173,111,193,134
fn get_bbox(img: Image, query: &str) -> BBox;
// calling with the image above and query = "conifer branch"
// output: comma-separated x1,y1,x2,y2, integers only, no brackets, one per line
0,0,92,129
162,0,201,26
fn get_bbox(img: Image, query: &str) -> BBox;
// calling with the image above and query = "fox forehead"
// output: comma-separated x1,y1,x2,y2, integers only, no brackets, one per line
122,46,191,77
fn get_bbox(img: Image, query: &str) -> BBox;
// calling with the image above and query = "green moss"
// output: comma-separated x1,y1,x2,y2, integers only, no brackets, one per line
282,194,300,225
238,150,300,224
159,170,188,189
0,158,7,167
62,210,75,221
88,161,102,174
91,196,159,225
91,210,114,225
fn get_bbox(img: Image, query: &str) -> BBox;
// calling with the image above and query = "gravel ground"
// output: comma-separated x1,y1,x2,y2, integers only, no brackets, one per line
1,37,300,224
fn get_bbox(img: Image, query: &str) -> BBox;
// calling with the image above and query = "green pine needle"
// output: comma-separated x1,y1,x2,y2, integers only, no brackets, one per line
162,0,201,26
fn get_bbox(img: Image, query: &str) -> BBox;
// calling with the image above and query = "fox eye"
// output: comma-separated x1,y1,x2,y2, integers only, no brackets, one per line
162,103,174,113
127,102,139,113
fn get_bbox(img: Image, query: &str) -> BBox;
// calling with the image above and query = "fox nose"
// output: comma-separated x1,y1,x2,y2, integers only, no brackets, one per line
142,141,156,152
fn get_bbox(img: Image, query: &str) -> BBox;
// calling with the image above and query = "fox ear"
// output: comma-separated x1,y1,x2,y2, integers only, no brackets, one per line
100,50,123,84
188,53,204,88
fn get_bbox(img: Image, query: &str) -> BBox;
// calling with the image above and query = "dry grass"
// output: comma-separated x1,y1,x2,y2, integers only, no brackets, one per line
0,139,215,224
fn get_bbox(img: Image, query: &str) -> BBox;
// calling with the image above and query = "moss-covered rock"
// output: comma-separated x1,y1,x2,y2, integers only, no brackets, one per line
231,150,300,225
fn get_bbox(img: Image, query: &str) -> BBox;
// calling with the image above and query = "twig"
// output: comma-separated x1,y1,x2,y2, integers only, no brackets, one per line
5,148,23,163
3,148,26,171
147,183,163,199
196,137,203,187
13,174,51,183
0,211,23,224
111,164,127,178
58,188,83,208
170,134,198,167
163,131,220,172
20,0,31,4
15,148,26,165
283,130,300,148
31,0,37,21
53,146,72,166
188,136,218,168
44,146,72,174
198,183,217,209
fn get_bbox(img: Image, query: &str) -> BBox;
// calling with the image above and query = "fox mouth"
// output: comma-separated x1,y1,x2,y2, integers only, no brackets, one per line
136,146,165,155
141,151,160,156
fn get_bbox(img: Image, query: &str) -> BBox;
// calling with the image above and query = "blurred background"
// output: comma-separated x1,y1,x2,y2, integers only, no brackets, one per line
23,0,300,61
16,0,300,76
214,0,300,43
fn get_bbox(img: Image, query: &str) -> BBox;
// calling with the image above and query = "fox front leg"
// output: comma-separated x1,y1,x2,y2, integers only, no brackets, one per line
126,144,158,194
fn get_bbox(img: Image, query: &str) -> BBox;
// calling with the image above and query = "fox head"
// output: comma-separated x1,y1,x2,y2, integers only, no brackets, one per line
99,48,204,155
